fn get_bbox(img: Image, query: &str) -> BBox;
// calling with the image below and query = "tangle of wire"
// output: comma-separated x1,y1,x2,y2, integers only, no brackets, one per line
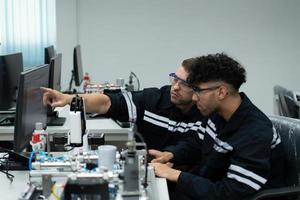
0,152,15,181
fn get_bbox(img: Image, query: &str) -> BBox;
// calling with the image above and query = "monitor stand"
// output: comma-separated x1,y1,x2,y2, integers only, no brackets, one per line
46,110,66,126
0,150,29,171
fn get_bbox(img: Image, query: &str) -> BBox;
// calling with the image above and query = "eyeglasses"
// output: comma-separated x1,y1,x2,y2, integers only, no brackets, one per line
191,85,220,96
169,73,192,91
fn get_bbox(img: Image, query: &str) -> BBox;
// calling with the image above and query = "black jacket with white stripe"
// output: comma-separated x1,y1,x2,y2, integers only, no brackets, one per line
104,86,205,157
176,93,292,200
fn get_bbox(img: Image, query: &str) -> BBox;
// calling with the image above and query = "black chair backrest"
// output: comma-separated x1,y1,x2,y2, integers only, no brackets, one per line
283,95,299,119
269,115,300,186
273,85,294,117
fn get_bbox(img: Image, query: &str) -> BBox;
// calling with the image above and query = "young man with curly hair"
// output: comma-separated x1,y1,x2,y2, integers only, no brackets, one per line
150,53,295,200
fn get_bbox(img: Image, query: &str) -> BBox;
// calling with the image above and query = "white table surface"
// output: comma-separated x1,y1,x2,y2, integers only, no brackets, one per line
0,105,130,141
0,170,169,200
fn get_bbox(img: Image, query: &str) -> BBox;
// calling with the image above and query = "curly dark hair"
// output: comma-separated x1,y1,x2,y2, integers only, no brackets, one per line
187,53,246,90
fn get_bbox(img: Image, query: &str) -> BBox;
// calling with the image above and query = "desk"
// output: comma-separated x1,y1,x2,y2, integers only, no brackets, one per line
0,171,169,200
0,105,130,141
0,106,170,199
0,171,29,200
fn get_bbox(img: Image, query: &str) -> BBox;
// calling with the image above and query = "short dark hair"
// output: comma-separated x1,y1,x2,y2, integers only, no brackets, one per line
187,53,246,90
181,57,198,73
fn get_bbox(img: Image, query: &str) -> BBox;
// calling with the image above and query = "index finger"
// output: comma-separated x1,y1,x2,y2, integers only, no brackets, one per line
40,87,54,93
148,149,160,156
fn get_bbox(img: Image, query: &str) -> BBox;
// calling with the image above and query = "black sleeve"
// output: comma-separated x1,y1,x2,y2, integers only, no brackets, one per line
176,126,273,200
104,89,156,123
163,118,211,165
103,92,130,122
163,130,204,165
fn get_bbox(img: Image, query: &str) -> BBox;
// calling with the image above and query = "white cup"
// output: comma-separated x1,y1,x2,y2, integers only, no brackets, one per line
98,145,117,170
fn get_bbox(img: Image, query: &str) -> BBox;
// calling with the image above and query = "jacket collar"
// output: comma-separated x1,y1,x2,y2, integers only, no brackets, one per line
158,85,173,110
218,92,253,136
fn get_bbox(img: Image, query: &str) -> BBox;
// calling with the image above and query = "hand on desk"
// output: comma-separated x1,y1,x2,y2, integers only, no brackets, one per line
148,149,174,164
149,162,181,182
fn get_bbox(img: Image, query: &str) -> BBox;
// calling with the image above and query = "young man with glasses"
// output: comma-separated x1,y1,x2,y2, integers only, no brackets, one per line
41,59,208,161
150,53,293,200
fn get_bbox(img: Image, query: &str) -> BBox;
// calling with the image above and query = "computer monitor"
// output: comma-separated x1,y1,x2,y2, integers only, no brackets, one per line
44,45,56,65
0,52,23,110
0,58,6,110
49,53,62,91
73,45,83,86
47,54,66,126
14,64,49,153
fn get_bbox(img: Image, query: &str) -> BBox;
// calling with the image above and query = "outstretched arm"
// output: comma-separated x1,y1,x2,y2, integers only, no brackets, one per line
40,87,111,114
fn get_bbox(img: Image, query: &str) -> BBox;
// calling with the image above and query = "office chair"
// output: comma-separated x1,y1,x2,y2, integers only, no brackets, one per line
273,85,294,116
248,115,300,200
283,95,300,119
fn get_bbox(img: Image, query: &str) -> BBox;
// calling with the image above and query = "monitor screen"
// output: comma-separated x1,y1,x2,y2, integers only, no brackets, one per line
14,64,49,153
44,45,56,65
0,58,7,110
73,45,83,86
49,53,62,91
0,52,23,110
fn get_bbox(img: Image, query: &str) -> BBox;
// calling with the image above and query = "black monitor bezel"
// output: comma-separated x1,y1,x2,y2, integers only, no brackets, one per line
44,45,56,65
14,64,49,153
73,45,83,86
0,57,7,110
0,52,23,110
49,53,62,91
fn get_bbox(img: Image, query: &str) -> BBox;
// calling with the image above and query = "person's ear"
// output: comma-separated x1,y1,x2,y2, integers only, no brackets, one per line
217,85,228,100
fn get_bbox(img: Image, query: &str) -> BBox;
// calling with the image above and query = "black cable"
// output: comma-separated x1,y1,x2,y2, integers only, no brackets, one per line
4,154,14,181
130,72,140,91
132,128,148,188
0,149,15,181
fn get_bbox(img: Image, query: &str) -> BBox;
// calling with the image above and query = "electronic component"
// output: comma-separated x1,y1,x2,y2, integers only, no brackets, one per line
68,95,86,147
64,177,109,200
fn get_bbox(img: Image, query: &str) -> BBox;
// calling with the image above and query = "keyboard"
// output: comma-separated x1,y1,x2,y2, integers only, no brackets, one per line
0,114,67,126
0,160,28,170
46,116,66,126
0,151,29,171
0,114,15,126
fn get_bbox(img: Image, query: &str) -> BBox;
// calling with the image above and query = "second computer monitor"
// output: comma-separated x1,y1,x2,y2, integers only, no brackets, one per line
0,52,23,110
73,45,83,86
49,53,62,91
14,64,49,153
0,58,6,110
46,53,66,126
44,45,56,65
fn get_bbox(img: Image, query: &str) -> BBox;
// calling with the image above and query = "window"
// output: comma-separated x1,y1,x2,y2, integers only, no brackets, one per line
0,0,56,68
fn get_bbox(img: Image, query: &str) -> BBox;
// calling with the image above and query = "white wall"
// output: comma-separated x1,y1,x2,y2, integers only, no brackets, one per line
57,0,300,114
55,0,78,91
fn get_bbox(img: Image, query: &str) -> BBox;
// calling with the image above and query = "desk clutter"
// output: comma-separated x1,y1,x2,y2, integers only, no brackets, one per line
18,147,158,200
